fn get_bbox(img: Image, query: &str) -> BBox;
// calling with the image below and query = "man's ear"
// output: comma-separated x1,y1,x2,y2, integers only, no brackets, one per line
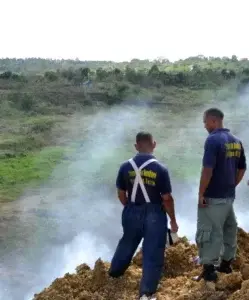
134,143,138,151
153,141,156,149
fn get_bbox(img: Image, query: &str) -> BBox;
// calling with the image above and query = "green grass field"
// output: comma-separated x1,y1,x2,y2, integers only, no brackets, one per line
0,147,64,201
0,113,67,201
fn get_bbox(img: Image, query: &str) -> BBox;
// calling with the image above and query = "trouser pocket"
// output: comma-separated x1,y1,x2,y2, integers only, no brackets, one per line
195,225,212,248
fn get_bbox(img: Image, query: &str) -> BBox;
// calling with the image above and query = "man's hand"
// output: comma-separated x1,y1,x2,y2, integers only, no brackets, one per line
198,195,208,208
170,220,179,233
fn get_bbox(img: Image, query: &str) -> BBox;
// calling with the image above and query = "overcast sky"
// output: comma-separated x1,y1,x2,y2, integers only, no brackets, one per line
1,0,248,62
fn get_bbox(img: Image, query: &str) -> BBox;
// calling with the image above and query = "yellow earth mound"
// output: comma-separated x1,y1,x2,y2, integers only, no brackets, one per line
33,228,249,300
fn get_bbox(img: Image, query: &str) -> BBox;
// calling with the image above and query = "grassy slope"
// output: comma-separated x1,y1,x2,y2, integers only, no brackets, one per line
0,87,200,202
0,111,67,202
0,147,64,201
0,57,243,201
0,83,235,201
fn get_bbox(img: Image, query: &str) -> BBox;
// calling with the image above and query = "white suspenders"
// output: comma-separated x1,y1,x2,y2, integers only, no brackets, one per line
128,158,157,203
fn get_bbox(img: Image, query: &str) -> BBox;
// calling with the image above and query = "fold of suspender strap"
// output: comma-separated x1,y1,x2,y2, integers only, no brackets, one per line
128,158,157,203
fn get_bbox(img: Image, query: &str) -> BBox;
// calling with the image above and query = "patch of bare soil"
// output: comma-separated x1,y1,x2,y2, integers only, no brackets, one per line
33,228,249,300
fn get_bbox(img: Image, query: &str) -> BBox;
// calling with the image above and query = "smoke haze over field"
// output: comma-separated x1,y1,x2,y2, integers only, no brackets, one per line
0,88,249,300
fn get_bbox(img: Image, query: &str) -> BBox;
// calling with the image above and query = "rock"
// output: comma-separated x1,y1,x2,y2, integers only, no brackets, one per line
240,264,249,280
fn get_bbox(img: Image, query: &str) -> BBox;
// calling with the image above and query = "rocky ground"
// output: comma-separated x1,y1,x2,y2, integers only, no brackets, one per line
33,228,249,300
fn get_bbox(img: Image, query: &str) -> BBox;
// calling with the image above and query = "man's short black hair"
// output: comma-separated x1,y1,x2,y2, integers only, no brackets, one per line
204,108,224,120
136,131,153,143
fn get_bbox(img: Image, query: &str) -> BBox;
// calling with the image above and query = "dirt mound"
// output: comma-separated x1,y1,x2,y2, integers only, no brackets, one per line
33,228,249,300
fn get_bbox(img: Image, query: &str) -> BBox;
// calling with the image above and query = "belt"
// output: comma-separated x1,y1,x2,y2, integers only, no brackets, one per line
205,197,234,205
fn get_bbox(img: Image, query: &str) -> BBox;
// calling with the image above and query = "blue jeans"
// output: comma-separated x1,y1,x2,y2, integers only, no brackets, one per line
109,203,167,296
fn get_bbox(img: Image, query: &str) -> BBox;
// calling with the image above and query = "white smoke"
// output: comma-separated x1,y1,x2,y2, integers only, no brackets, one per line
1,86,249,300
0,105,150,300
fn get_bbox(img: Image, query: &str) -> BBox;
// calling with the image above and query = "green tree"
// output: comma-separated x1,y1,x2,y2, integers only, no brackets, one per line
44,71,58,81
80,67,90,79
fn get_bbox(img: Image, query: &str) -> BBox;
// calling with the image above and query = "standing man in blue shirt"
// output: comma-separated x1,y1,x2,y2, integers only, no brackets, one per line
108,131,178,300
196,108,247,282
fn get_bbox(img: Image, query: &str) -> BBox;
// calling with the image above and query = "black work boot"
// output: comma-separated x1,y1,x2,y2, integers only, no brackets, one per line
216,259,233,274
196,264,218,282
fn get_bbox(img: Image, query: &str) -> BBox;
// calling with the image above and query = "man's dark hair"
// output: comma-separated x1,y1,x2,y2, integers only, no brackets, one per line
136,131,153,143
204,108,224,120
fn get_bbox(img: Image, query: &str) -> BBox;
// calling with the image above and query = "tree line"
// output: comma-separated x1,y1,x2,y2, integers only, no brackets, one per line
1,55,249,73
1,56,249,113
1,62,249,90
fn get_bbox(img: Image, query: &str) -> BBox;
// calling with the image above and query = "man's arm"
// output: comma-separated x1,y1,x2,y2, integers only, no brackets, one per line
158,166,176,223
161,193,176,223
236,143,247,186
199,167,213,196
199,137,217,197
116,164,128,206
117,189,127,206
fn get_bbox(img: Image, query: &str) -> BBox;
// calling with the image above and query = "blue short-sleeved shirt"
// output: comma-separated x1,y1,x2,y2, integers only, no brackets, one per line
116,153,172,205
203,128,247,199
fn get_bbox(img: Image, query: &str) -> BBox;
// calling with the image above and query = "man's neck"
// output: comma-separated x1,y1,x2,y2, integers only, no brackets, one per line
216,122,224,129
212,123,224,132
137,151,153,155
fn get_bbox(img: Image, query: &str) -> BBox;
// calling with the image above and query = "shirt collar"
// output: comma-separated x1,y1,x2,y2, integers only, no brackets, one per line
135,152,155,158
210,128,230,135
